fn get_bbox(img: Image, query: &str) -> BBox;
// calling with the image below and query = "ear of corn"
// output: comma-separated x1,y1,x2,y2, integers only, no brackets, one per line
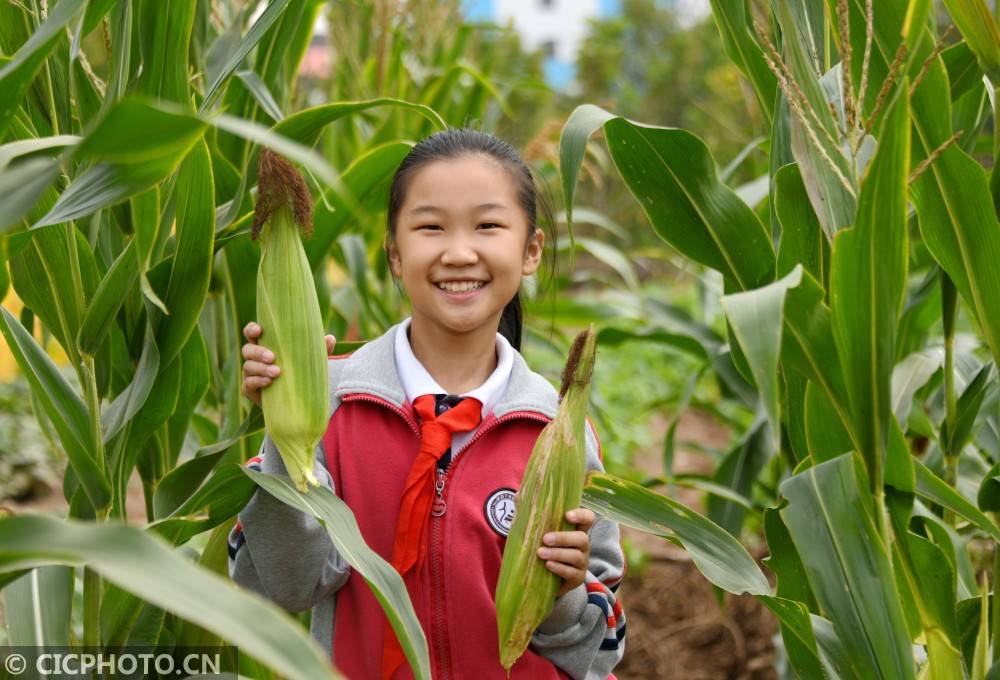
495,325,597,672
252,150,329,493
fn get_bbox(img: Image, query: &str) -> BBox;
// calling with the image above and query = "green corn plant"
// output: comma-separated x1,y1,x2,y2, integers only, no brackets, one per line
0,2,541,678
559,0,1000,677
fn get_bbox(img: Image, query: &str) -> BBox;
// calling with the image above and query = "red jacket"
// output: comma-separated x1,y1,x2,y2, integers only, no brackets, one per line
230,325,626,679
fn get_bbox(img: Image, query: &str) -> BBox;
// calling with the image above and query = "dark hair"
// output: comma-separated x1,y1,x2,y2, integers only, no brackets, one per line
385,128,555,350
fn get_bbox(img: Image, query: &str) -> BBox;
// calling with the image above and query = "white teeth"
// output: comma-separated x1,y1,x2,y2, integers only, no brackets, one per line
437,281,486,293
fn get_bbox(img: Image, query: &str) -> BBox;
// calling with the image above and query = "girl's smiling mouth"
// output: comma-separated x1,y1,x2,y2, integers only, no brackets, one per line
436,279,488,298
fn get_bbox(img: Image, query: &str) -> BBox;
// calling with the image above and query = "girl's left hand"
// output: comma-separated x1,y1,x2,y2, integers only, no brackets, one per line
537,508,597,597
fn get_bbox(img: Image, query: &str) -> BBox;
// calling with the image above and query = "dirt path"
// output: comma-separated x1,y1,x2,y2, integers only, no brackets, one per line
613,409,778,680
3,470,148,521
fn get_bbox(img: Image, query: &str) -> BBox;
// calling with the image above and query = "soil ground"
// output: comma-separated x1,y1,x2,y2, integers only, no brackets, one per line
613,409,779,680
4,409,780,678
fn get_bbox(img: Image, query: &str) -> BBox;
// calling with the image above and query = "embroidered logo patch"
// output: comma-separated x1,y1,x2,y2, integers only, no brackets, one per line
484,488,517,537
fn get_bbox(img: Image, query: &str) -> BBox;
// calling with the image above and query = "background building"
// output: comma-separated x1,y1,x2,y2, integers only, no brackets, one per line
462,0,709,89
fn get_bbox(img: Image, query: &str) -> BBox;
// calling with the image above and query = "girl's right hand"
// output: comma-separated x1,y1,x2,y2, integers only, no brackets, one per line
241,322,336,406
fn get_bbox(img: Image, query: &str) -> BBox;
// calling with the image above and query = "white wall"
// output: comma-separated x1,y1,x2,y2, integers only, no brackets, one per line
493,0,601,63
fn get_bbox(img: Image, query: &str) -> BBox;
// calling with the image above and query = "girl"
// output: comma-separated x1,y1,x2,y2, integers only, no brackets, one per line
229,129,626,680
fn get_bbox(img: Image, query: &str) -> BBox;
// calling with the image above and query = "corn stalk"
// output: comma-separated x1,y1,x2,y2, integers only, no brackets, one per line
0,1,536,677
561,0,1000,676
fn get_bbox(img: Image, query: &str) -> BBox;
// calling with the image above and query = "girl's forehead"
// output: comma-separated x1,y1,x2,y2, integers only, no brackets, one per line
403,156,519,208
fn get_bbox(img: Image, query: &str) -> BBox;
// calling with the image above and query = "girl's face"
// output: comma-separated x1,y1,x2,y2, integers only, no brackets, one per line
388,155,544,338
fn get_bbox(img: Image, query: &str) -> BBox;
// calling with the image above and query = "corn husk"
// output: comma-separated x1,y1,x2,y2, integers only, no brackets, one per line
252,150,329,492
495,325,597,671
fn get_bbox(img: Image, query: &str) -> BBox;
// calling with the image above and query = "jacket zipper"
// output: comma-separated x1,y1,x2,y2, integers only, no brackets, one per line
430,472,450,679
340,394,551,678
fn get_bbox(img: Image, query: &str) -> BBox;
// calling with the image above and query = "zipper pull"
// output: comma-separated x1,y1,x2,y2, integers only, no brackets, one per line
431,468,447,517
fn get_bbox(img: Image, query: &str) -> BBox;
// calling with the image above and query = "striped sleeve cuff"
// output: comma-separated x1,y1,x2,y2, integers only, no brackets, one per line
586,581,626,651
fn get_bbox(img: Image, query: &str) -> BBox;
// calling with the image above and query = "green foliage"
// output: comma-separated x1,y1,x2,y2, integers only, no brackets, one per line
562,0,1000,677
5,0,1000,676
0,1,549,677
576,0,764,167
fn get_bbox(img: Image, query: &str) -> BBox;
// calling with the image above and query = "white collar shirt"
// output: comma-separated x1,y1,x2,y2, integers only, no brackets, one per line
393,317,513,458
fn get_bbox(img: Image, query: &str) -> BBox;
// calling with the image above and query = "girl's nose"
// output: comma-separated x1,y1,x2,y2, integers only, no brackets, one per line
439,235,479,266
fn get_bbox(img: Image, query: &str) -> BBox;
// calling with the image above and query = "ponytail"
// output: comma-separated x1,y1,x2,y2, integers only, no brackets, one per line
498,293,523,351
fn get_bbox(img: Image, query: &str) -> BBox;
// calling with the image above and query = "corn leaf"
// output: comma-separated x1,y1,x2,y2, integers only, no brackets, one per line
36,161,177,228
36,99,208,226
811,615,860,679
763,508,817,610
942,42,985,101
247,470,431,680
10,224,99,355
780,453,915,680
154,139,215,367
200,0,292,113
844,0,1000,370
110,353,183,519
706,0,777,120
829,84,910,488
721,266,804,450
972,577,991,679
0,135,79,170
774,163,828,284
0,157,60,232
164,328,212,468
76,240,139,357
582,472,848,676
0,0,88,137
153,408,263,521
273,98,447,148
236,70,285,122
0,307,109,510
0,515,340,680
804,380,854,462
1,566,72,646
706,418,771,536
100,325,159,445
774,1,857,238
135,0,195,104
150,462,255,546
777,270,856,447
915,461,1000,543
174,522,238,651
583,472,770,595
306,141,413,270
941,0,1000,81
886,493,965,678
891,349,943,424
560,105,775,291
130,187,167,314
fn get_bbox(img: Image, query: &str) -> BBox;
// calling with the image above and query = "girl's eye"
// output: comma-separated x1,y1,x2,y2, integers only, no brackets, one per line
417,224,442,231
478,222,501,230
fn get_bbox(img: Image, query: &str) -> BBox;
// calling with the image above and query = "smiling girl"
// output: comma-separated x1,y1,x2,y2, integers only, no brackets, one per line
229,129,625,679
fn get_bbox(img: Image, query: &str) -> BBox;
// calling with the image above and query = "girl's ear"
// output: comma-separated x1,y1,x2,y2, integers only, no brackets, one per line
386,237,402,277
522,228,544,276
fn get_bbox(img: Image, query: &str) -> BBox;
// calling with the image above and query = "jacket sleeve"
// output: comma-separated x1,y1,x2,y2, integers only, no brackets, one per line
529,419,626,680
227,361,351,612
